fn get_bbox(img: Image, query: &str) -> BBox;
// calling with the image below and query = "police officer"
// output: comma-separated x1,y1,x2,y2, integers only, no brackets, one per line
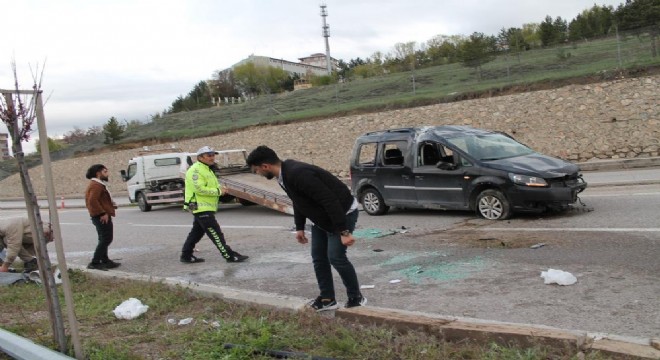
180,146,249,264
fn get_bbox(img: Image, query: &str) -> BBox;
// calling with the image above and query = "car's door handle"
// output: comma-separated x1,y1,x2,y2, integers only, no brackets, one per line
402,175,410,179
415,176,423,180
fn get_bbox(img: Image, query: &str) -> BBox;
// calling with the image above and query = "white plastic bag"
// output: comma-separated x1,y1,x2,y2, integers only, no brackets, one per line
113,298,149,319
540,269,577,286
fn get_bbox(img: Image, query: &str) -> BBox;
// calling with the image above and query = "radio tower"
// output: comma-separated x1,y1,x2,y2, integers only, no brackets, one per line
320,4,332,75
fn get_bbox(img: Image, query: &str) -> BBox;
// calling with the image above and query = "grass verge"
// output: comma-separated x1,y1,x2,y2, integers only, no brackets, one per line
0,270,618,359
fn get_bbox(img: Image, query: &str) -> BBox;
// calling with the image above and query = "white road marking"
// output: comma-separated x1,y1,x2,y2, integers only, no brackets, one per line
52,223,288,229
479,227,660,233
581,192,660,198
131,224,287,229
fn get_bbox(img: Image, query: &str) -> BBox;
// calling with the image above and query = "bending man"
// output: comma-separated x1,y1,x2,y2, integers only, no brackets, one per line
0,217,53,273
247,145,365,311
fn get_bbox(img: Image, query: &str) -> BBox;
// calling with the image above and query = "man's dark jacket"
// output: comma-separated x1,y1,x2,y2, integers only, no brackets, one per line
281,159,354,233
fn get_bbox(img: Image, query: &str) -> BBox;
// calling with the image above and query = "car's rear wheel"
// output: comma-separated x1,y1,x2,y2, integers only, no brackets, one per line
360,188,389,215
476,189,510,220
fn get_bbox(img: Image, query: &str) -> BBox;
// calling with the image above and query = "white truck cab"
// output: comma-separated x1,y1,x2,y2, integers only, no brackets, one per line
120,151,194,211
120,148,294,214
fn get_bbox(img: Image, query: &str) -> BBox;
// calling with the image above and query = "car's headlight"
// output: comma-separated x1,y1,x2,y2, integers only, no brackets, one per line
509,173,548,187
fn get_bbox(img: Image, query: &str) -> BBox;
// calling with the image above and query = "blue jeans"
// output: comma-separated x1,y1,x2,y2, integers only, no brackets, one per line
310,209,361,299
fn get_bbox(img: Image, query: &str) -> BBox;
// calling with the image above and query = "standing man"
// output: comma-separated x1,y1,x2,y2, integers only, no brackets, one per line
246,145,366,311
85,164,120,270
180,146,249,264
0,217,53,273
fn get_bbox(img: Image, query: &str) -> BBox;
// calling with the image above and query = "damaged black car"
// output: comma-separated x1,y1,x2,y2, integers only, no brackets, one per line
350,126,588,220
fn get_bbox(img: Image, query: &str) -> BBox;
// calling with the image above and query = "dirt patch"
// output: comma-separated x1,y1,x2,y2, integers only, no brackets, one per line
405,226,569,249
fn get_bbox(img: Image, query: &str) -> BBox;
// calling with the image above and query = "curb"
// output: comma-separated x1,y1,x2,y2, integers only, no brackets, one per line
77,265,660,359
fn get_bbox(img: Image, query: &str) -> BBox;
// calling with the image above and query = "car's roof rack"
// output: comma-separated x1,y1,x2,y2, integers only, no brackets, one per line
363,127,416,136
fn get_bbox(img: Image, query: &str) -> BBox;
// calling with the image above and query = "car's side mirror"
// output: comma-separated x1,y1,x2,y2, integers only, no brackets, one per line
437,162,456,170
119,170,128,182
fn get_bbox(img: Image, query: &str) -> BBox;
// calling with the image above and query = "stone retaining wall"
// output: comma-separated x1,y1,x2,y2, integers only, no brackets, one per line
1,75,657,197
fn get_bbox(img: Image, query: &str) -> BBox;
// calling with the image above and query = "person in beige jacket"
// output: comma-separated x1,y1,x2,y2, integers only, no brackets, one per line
0,217,52,272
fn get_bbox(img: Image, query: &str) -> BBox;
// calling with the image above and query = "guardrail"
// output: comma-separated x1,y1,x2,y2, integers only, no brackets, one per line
0,328,74,360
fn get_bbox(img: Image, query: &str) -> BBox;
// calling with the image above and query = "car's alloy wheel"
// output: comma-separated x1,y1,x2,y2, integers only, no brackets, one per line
476,189,510,220
360,188,389,215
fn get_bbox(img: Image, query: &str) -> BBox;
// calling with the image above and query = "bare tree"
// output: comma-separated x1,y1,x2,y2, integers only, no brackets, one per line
1,61,84,359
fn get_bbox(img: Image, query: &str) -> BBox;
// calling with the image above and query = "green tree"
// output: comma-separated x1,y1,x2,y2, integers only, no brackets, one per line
521,23,541,49
539,16,558,46
553,16,568,43
498,27,528,62
209,69,241,101
351,55,386,79
615,0,660,30
35,137,67,154
615,0,660,57
392,41,417,72
458,32,497,80
167,81,213,113
539,16,568,46
425,34,462,65
568,5,615,41
103,116,125,144
233,63,292,95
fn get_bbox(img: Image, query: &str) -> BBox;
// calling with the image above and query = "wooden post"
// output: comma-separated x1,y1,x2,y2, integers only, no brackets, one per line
35,91,85,360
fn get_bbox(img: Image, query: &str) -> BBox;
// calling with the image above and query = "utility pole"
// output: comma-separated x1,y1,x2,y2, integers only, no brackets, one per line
320,4,332,75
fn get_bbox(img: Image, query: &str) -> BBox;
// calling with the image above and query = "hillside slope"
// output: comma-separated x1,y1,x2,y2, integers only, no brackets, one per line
0,74,657,198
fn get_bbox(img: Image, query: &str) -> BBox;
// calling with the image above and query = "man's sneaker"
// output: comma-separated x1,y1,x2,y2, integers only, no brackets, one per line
345,295,367,308
102,259,121,269
308,296,338,312
87,261,108,271
226,253,249,263
180,255,205,264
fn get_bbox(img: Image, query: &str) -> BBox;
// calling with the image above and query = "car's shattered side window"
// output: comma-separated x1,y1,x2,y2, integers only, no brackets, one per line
357,143,377,166
381,142,406,166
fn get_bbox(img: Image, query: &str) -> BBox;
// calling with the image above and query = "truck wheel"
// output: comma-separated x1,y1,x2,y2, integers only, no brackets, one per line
360,188,389,215
219,195,236,204
238,198,256,206
137,192,152,212
476,189,510,220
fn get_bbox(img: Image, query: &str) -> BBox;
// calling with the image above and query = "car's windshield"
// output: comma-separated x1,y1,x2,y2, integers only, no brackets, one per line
446,133,534,161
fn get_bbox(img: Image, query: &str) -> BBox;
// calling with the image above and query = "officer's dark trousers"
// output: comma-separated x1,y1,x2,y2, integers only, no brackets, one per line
182,211,233,259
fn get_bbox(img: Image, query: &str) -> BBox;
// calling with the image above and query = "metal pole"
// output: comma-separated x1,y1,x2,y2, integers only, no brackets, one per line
321,5,332,75
615,25,622,68
34,92,85,360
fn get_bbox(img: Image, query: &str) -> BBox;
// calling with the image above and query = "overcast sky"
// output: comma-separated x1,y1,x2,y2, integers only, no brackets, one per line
2,0,624,153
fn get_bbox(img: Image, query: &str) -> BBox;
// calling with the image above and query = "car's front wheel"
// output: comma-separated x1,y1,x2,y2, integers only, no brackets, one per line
476,189,510,220
137,192,152,212
360,188,389,215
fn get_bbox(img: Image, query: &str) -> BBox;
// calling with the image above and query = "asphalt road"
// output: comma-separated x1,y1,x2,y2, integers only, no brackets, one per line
1,181,658,339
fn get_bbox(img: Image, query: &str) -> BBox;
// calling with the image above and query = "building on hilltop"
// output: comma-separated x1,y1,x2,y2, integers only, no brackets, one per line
231,54,338,78
298,53,339,72
0,133,10,160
